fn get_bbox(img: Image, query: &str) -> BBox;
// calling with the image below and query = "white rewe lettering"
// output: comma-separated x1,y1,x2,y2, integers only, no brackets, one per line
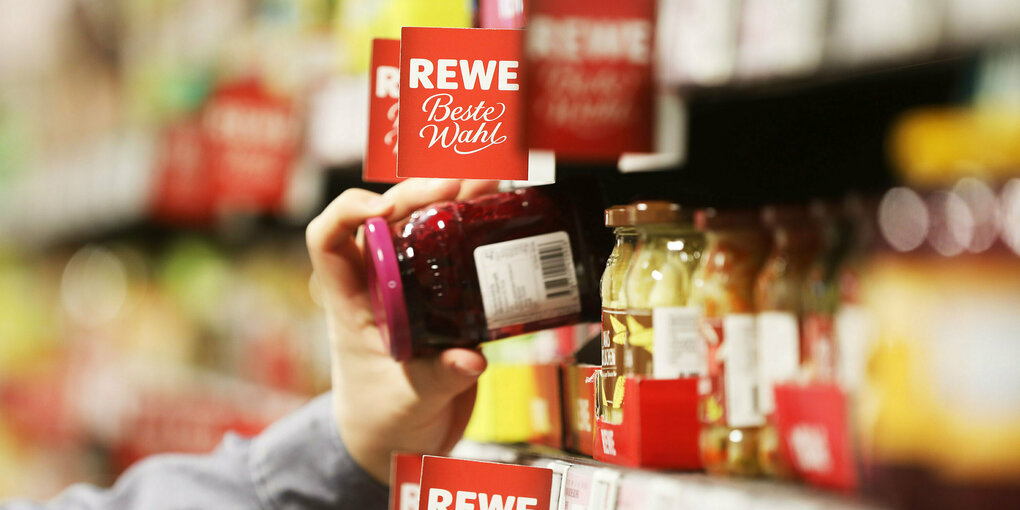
497,61,519,91
459,60,497,90
375,65,399,98
406,59,519,90
600,429,617,456
516,497,538,510
790,424,833,473
478,494,513,510
527,16,651,64
428,488,453,510
428,491,535,510
400,483,420,510
455,491,477,510
497,0,523,18
410,58,435,89
436,59,458,90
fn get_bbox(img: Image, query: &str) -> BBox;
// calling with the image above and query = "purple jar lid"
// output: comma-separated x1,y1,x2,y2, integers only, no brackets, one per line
363,217,412,361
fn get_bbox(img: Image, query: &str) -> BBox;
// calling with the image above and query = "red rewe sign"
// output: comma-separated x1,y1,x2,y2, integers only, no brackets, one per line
391,453,425,510
364,39,404,183
418,456,552,510
397,27,529,180
525,0,656,159
202,78,301,212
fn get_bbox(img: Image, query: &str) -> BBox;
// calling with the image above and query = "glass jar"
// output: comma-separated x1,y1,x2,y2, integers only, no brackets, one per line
755,204,821,478
600,205,635,423
623,201,705,379
800,201,853,383
363,181,610,360
859,181,1020,510
692,208,771,476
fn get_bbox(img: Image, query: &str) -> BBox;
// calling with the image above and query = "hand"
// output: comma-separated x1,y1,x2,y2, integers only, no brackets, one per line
306,178,500,483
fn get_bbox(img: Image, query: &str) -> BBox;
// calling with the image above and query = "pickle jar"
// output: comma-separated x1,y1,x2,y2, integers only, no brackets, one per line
600,205,636,423
363,182,611,360
691,208,771,476
755,204,821,477
623,201,705,379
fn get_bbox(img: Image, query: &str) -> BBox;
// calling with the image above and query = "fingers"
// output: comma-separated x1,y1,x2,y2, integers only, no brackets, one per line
458,180,501,200
383,179,463,222
439,386,478,454
306,188,394,255
405,348,487,399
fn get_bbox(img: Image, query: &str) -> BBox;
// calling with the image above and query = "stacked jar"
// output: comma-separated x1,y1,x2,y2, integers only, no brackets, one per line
599,205,636,424
754,204,822,477
691,209,772,476
622,201,705,380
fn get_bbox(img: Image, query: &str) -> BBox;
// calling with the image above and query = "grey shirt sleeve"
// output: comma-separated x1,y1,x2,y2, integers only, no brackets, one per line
2,393,389,510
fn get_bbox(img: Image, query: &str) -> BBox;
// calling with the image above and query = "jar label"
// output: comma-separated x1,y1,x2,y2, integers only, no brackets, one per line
757,311,800,415
473,231,581,331
601,308,628,408
722,314,764,427
803,313,836,382
651,306,705,379
835,305,870,393
625,312,654,376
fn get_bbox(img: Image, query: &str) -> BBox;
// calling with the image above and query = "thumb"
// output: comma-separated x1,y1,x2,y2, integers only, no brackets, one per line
406,348,487,398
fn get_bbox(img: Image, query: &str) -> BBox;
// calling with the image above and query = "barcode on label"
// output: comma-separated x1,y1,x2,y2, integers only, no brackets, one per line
473,230,581,331
538,241,572,299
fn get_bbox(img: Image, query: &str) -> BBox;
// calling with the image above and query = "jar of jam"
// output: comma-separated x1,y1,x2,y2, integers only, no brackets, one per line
755,204,821,478
600,205,635,423
691,208,771,476
363,181,611,360
623,201,705,379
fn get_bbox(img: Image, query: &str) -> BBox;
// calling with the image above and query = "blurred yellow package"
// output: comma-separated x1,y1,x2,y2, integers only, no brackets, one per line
334,0,472,73
464,363,538,444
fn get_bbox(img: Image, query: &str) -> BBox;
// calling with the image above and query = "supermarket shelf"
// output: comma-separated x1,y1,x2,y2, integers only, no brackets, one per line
451,441,879,510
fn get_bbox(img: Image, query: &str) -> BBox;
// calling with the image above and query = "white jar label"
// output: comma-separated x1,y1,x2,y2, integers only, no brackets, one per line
652,306,705,379
756,310,800,414
722,314,764,427
474,231,581,331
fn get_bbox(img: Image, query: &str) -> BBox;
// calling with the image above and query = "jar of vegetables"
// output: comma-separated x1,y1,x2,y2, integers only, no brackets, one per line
692,208,771,476
600,205,636,423
623,201,705,379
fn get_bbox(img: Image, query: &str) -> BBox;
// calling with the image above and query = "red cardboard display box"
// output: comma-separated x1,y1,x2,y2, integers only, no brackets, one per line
774,382,858,492
561,363,598,456
531,363,564,450
593,376,702,469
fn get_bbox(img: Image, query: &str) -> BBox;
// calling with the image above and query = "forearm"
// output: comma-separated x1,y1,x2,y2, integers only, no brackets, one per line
1,393,388,510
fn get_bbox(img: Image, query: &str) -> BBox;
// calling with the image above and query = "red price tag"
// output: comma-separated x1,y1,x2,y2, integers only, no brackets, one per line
397,27,530,180
773,383,858,491
202,78,301,212
391,453,425,510
479,0,527,28
364,38,404,184
418,456,552,510
525,0,656,159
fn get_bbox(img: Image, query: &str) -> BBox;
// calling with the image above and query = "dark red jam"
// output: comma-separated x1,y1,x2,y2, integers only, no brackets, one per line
365,181,610,359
